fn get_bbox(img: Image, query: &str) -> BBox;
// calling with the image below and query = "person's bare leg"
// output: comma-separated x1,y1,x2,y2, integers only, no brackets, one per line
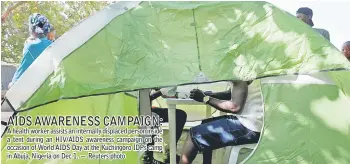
180,134,198,164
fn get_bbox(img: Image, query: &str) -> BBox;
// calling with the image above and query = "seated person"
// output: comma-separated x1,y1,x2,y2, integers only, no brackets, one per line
144,87,187,164
179,80,263,164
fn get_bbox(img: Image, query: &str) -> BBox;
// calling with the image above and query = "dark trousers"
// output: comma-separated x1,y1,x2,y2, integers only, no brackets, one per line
191,115,260,164
152,107,187,144
146,107,187,158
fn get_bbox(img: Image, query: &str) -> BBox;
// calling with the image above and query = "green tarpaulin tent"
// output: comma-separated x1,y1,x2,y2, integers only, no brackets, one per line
2,1,350,164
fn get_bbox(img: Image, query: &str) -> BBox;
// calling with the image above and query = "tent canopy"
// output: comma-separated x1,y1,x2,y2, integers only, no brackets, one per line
2,1,350,164
5,1,350,111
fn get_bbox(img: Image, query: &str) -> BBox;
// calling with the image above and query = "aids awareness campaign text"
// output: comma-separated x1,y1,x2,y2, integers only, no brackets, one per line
4,115,164,161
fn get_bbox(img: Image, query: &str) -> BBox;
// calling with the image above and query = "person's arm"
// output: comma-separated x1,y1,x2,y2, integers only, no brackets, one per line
208,81,248,113
150,90,163,101
204,90,231,100
47,25,56,41
204,81,252,100
150,87,178,102
190,81,248,113
10,43,32,84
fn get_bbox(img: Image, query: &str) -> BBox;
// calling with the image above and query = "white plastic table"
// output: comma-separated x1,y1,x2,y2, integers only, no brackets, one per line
165,98,212,164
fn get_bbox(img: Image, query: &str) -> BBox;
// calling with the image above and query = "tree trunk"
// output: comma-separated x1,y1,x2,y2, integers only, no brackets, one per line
1,2,27,23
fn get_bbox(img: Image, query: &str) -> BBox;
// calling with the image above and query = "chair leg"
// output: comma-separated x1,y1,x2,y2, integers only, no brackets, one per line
222,146,233,164
228,146,242,164
227,144,257,164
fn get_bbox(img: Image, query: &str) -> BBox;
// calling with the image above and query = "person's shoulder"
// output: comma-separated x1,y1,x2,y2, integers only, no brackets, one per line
23,38,39,52
313,28,330,40
42,38,53,43
24,37,40,46
313,28,329,34
28,38,52,48
41,39,53,47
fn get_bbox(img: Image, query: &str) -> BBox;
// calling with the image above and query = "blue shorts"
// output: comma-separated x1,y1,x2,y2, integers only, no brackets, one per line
189,115,260,151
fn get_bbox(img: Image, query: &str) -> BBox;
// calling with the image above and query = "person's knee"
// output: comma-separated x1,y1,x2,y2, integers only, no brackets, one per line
176,109,187,120
184,132,196,148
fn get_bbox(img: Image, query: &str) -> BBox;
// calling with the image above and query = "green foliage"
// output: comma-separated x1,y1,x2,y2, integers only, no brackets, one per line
1,1,112,64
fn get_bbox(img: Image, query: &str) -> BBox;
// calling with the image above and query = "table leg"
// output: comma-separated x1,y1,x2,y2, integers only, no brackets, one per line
206,105,211,118
168,104,177,164
138,89,152,161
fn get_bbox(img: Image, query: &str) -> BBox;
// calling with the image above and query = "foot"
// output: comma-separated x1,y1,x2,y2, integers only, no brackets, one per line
151,155,180,164
142,152,153,164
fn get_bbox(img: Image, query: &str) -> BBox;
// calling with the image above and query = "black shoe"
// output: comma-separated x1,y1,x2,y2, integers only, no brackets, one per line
143,154,174,164
152,158,166,164
143,152,153,164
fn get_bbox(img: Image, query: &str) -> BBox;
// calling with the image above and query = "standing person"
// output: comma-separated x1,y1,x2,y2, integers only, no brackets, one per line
179,80,263,164
9,13,53,88
144,87,187,164
342,41,350,61
296,7,330,41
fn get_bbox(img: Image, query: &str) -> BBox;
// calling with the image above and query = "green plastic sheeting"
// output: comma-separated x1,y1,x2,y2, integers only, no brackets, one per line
2,93,139,164
329,71,350,99
246,82,350,164
3,1,350,164
16,1,350,111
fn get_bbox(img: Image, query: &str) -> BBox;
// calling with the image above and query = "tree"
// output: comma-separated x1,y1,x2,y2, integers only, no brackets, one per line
1,1,111,64
1,2,27,23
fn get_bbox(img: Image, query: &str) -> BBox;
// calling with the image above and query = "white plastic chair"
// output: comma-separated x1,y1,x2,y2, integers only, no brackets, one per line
221,143,257,164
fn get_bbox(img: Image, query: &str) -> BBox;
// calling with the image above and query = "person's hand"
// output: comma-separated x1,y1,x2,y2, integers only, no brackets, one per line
190,89,205,102
48,32,56,41
161,94,177,98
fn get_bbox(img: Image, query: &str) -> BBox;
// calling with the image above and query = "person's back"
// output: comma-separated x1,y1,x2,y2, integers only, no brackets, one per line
11,38,52,82
9,13,53,86
235,80,263,132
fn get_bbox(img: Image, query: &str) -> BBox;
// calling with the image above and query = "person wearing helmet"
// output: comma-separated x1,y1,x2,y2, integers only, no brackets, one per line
9,13,53,88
